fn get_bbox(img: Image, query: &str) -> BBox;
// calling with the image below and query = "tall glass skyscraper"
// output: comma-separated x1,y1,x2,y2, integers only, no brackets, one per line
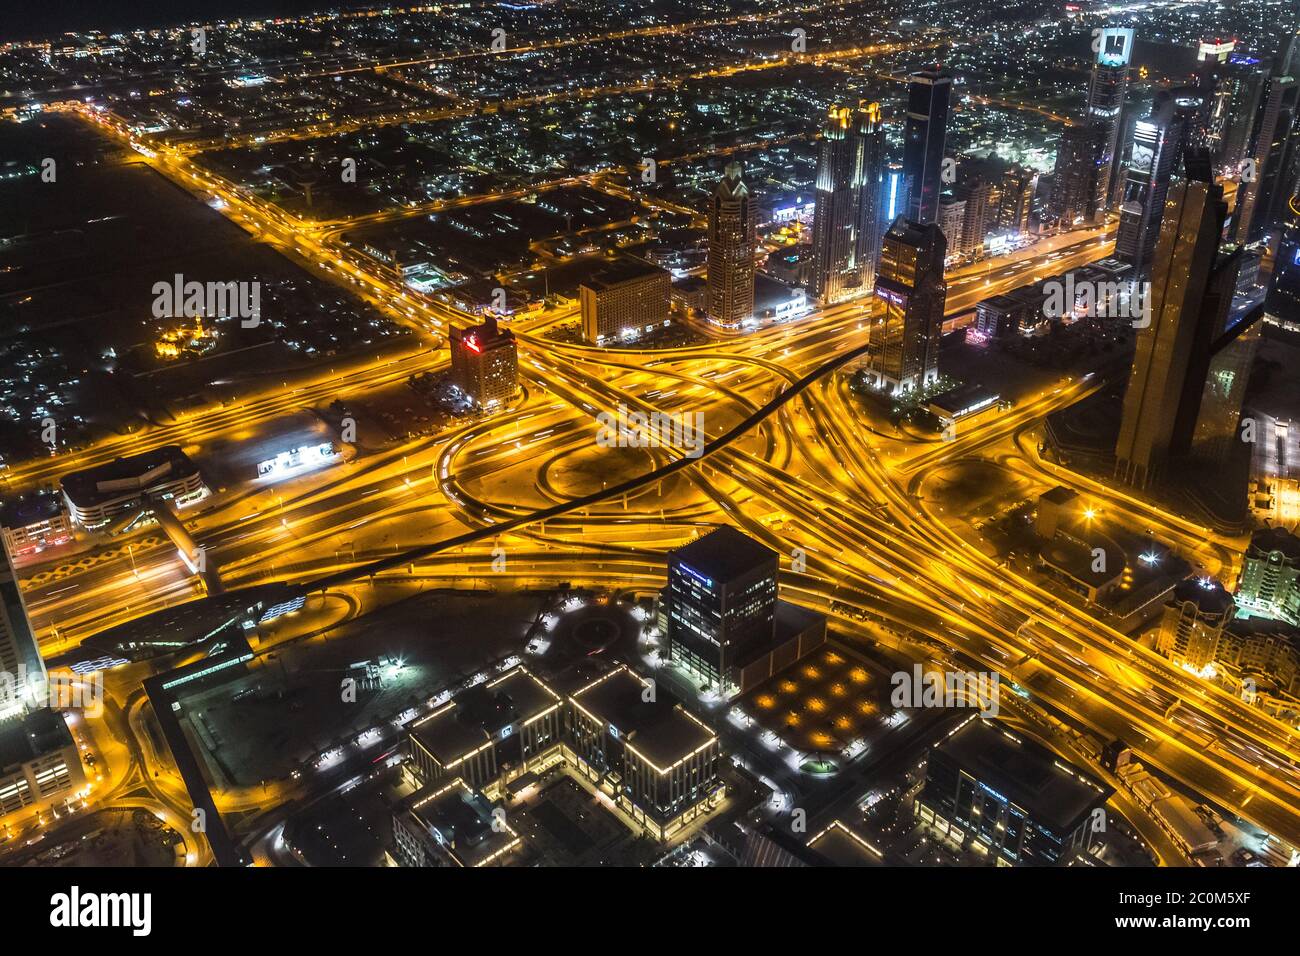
903,69,952,226
862,218,947,394
1087,27,1135,221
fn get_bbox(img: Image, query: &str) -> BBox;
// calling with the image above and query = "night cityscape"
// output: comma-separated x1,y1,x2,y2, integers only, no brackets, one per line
1,0,1298,929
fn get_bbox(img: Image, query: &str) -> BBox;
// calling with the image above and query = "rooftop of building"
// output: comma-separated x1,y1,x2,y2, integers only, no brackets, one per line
754,273,804,309
409,666,560,765
1247,525,1300,561
579,254,668,291
0,492,65,528
1170,576,1235,615
0,707,74,774
669,525,778,584
1040,486,1080,507
928,382,1000,417
59,445,200,508
451,314,514,349
400,777,518,867
570,664,715,771
932,719,1111,833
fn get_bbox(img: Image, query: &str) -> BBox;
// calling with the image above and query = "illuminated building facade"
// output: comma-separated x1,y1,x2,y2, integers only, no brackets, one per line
579,255,671,345
902,69,951,226
915,719,1112,866
862,218,947,394
449,314,518,408
706,161,756,328
400,661,726,844
1116,93,1186,275
0,546,85,822
392,777,521,867
1235,72,1298,242
665,525,778,693
1050,123,1105,227
1235,526,1300,625
59,445,206,529
1155,577,1235,672
1087,27,1135,219
996,165,1037,236
809,102,886,302
407,666,563,792
0,494,73,558
568,665,723,839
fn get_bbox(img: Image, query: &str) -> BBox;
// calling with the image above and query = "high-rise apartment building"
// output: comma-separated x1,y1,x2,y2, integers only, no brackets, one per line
809,102,886,302
1235,526,1300,625
706,161,756,328
1051,123,1105,227
997,165,1037,236
903,69,952,226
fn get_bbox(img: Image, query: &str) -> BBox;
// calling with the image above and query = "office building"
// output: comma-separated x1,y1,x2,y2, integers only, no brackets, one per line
902,69,952,225
0,708,85,821
407,666,563,791
809,102,886,302
1155,577,1236,672
579,255,671,345
59,445,206,530
568,664,722,839
0,545,85,823
914,719,1112,866
392,777,521,867
862,218,947,394
665,525,778,692
449,314,518,408
706,161,756,328
1087,27,1135,219
1235,526,1300,625
1115,168,1261,487
1116,92,1187,274
0,542,45,719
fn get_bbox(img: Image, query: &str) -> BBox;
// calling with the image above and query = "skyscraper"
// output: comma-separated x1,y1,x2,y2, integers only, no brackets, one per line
902,69,952,225
1116,92,1186,274
1235,72,1299,242
1050,123,1105,227
1210,52,1270,174
706,161,756,328
665,525,778,693
809,102,886,303
1087,27,1135,220
862,218,947,394
1115,164,1260,488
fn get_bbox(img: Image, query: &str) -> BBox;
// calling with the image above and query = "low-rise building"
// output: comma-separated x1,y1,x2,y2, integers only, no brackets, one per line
59,446,206,529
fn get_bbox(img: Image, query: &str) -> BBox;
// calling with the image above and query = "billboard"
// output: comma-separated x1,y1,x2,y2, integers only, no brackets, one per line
1095,27,1135,68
